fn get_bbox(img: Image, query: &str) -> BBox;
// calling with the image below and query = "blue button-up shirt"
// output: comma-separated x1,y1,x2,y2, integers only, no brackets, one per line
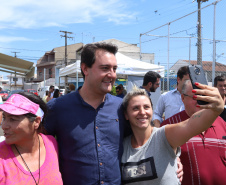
45,90,125,185
139,86,151,97
116,93,124,98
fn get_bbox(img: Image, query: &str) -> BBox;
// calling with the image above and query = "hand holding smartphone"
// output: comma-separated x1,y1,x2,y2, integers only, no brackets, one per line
188,65,208,105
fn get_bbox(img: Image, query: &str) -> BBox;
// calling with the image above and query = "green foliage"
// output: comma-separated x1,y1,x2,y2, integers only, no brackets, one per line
110,85,117,96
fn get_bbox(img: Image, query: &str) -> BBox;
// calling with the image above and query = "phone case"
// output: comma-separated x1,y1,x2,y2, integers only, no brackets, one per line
188,65,208,105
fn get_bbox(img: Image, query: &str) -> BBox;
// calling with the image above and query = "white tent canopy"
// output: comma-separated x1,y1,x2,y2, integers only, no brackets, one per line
59,52,164,78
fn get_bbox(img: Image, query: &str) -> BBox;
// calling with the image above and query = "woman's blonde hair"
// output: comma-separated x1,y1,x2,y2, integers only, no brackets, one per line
122,86,152,113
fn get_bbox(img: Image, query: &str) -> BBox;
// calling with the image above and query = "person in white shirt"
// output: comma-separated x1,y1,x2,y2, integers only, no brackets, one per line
49,85,54,98
153,66,190,127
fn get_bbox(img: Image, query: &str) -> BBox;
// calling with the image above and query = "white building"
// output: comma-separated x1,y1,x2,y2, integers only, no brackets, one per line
6,74,25,90
0,75,9,90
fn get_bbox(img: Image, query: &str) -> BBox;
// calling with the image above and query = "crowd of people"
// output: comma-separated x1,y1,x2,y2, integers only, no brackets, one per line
0,42,225,185
42,83,76,104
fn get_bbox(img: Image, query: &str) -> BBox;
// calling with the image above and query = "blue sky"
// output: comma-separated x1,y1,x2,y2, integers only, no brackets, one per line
0,0,225,78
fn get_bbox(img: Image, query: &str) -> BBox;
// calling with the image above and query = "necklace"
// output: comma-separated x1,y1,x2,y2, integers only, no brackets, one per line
14,136,40,185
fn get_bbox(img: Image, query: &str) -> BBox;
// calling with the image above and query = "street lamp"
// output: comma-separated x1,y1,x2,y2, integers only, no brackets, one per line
197,0,209,66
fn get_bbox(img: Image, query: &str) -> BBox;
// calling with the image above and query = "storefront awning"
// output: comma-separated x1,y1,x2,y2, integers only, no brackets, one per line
0,53,35,79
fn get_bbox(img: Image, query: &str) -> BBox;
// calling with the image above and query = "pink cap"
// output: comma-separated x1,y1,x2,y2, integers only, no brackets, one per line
0,94,44,120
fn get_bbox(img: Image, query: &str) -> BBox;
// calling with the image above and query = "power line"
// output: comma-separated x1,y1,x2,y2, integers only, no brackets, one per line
141,26,197,44
0,46,46,52
141,0,218,35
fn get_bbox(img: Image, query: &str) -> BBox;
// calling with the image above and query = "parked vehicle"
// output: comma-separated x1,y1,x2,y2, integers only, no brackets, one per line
59,87,70,96
60,89,66,96
38,86,59,99
25,89,38,96
5,90,24,101
4,89,10,94
0,91,9,101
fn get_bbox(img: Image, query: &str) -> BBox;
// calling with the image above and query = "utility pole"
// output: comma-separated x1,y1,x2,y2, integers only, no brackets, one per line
11,51,20,58
11,51,20,89
60,30,73,66
197,0,209,66
60,30,73,89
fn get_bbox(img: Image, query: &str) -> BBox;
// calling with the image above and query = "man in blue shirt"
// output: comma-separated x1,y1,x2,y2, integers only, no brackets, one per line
45,43,126,185
45,43,183,185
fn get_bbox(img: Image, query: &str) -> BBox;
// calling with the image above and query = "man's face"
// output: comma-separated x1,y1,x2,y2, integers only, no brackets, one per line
119,84,124,90
82,49,117,95
116,88,123,95
181,83,200,117
49,87,54,93
177,74,190,93
149,78,160,92
216,80,226,98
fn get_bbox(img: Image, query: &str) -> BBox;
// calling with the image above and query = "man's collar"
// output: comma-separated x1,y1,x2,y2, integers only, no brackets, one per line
172,88,179,93
140,86,145,90
140,86,151,96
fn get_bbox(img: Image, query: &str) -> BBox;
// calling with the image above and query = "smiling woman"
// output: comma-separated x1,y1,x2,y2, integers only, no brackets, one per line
121,84,224,185
0,92,63,185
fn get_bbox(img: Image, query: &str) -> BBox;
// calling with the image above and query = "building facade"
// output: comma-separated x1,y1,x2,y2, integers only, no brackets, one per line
35,43,83,82
35,39,155,82
170,59,226,82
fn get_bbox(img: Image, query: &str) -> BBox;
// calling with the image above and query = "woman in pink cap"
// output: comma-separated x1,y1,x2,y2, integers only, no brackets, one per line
0,92,63,185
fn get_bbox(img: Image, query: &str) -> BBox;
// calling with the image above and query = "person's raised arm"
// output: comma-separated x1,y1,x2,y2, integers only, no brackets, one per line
165,83,224,150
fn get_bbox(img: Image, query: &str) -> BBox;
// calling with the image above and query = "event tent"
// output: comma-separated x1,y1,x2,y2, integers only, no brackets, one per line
59,52,164,78
58,52,164,109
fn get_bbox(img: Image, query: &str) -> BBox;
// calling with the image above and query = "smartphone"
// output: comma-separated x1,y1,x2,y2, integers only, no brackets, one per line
188,65,208,105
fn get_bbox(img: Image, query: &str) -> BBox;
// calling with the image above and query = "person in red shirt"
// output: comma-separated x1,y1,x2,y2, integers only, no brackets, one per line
162,80,226,185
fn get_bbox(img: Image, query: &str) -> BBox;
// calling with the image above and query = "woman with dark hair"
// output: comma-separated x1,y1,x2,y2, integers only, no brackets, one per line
48,89,60,104
0,92,63,184
53,89,60,98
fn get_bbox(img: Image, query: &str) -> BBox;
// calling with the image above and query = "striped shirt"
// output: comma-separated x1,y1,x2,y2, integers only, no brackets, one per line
161,110,226,185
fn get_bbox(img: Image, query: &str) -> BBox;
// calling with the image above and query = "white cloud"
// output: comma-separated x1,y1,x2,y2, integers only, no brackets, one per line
0,0,137,29
0,36,33,43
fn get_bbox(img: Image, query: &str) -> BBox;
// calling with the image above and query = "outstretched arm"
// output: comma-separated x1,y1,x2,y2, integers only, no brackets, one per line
165,83,224,149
